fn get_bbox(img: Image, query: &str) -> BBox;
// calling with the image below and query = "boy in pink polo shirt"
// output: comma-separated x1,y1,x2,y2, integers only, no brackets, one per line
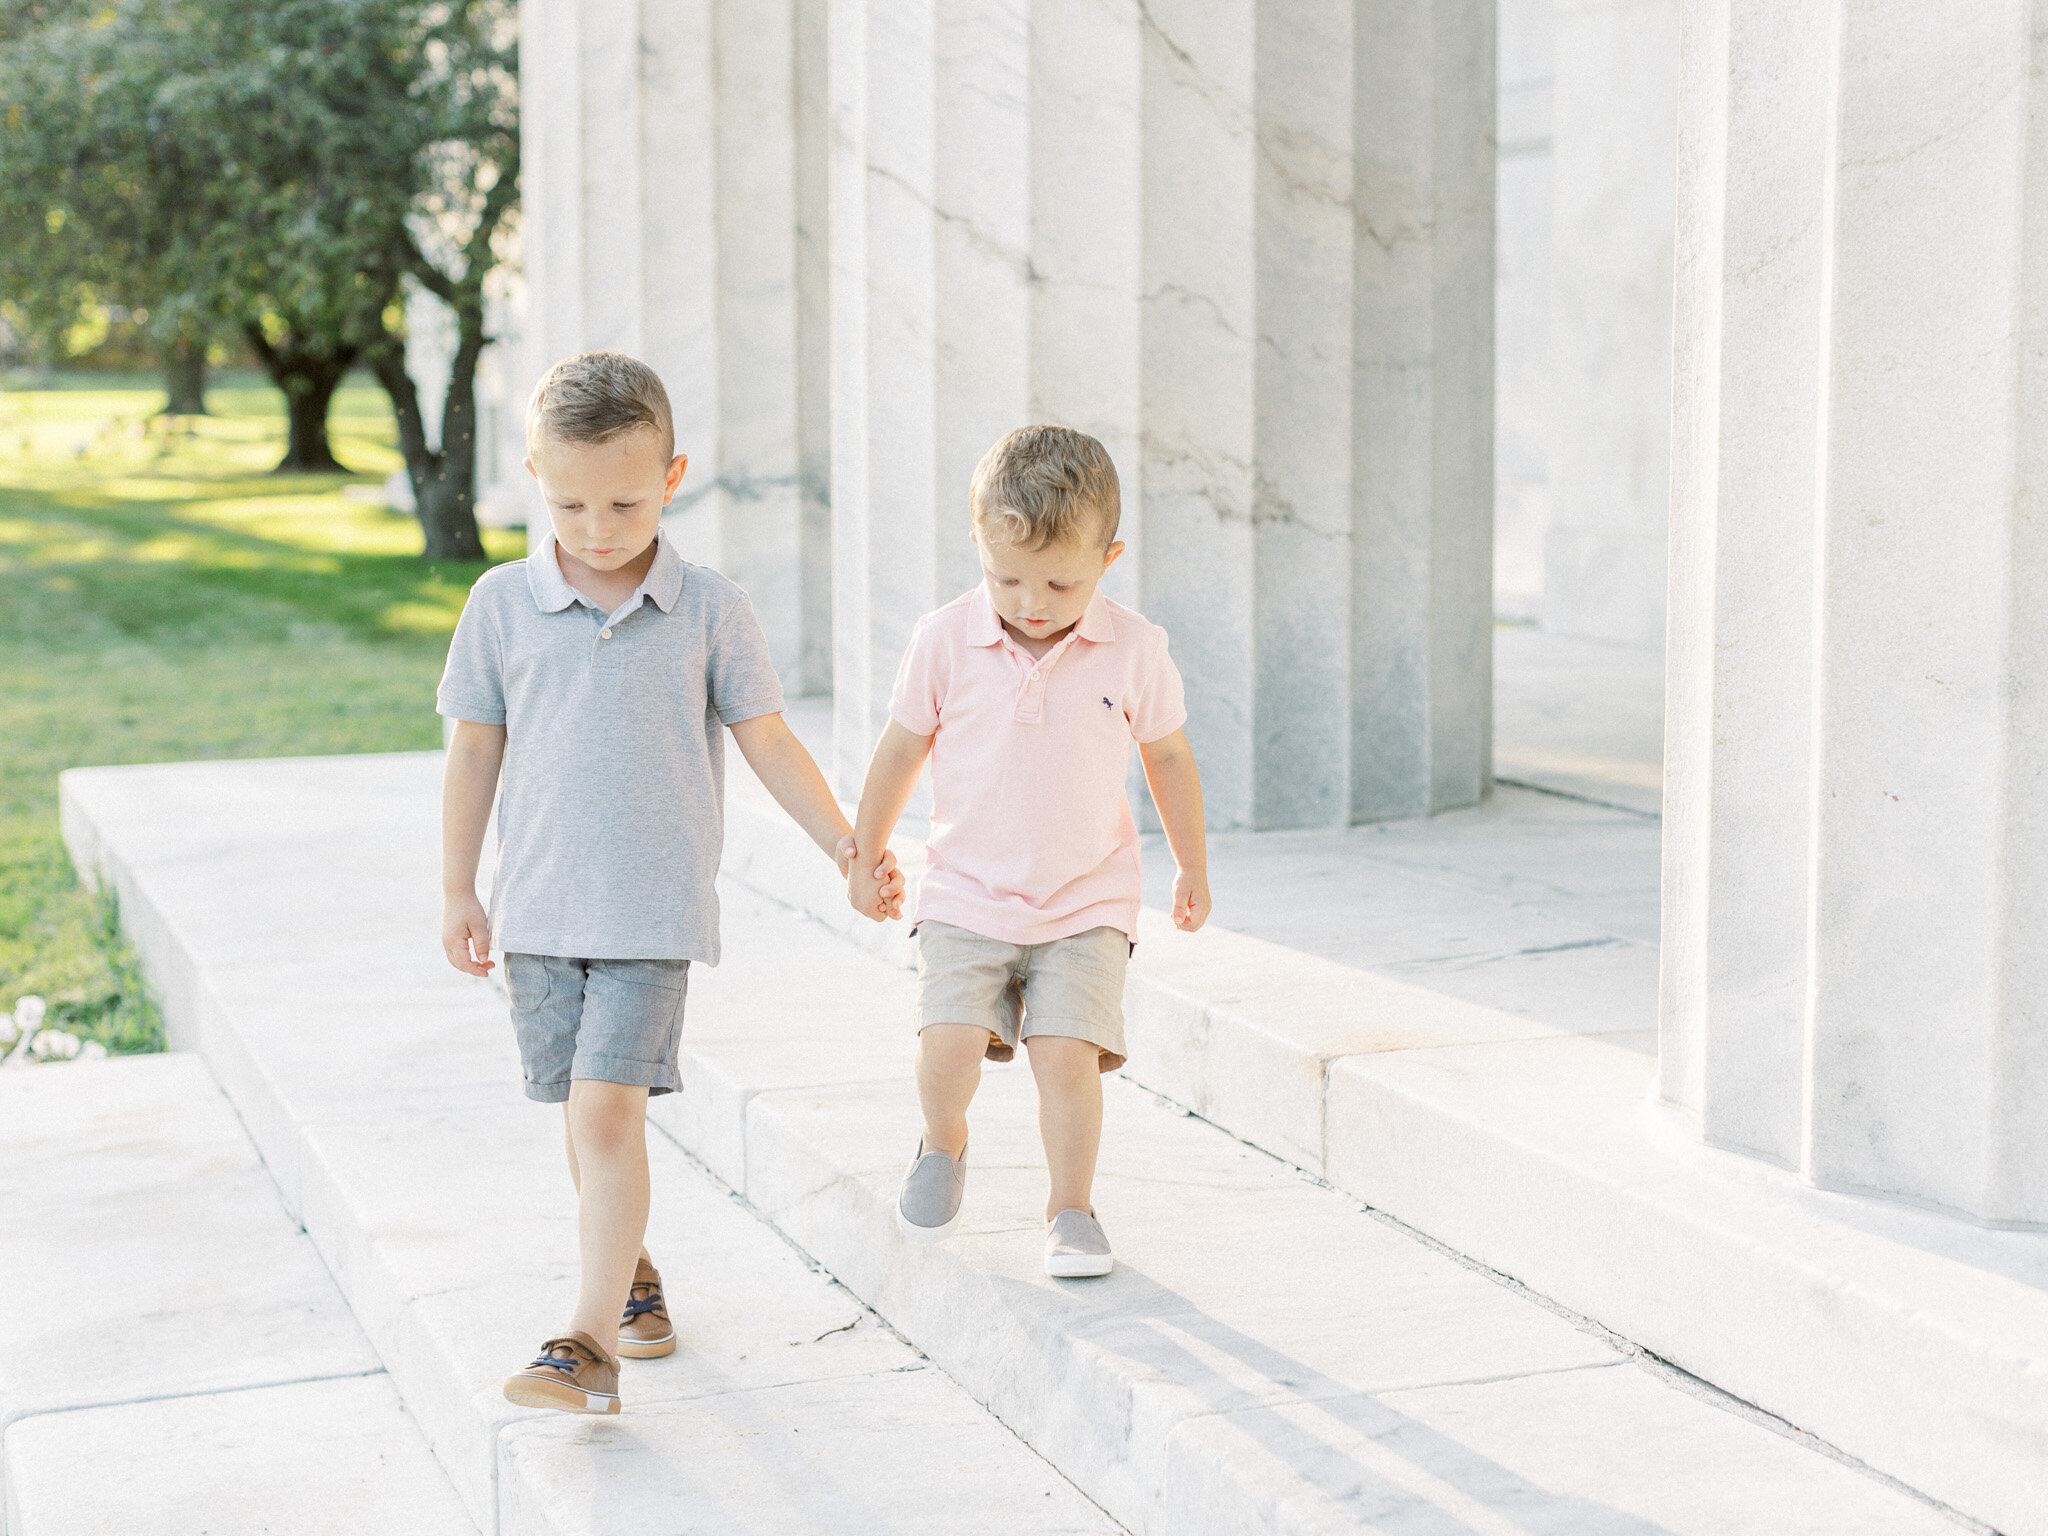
847,425,1210,1277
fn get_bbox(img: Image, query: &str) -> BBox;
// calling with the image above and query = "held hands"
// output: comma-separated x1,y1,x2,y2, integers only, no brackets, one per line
837,835,906,923
442,890,495,976
1170,865,1212,932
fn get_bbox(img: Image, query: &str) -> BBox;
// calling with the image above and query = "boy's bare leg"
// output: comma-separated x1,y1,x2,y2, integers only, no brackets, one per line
562,1109,653,1270
916,1024,988,1159
562,1080,652,1354
1026,1035,1103,1222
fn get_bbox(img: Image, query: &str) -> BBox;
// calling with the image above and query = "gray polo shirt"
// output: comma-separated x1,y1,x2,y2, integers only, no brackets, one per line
436,526,785,962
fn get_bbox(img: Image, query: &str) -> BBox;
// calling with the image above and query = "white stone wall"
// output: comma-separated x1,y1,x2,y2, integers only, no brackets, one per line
1662,0,2048,1224
1490,0,1677,649
470,271,534,532
1541,0,1677,649
1492,0,1553,625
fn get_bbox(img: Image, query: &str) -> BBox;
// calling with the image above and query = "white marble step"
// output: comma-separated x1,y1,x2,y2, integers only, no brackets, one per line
54,755,1118,1536
61,753,1975,1536
719,739,2047,1536
660,884,1968,1536
0,1054,474,1536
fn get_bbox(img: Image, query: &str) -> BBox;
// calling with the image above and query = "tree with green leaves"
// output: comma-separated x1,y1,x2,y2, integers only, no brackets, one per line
0,0,516,555
0,0,226,414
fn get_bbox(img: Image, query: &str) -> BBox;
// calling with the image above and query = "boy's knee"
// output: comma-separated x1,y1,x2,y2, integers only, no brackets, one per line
566,1081,648,1153
1025,1033,1101,1076
918,1022,993,1066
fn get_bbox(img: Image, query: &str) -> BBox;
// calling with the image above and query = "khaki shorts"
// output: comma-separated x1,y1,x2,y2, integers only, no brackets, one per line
914,921,1130,1073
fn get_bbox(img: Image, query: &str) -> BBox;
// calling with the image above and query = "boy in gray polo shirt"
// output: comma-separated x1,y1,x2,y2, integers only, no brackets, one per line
437,351,902,1415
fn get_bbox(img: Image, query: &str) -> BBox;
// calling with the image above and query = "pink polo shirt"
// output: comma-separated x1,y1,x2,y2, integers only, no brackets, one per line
889,586,1187,946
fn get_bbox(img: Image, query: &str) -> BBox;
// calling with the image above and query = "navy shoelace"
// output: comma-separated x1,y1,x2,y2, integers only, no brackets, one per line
623,1293,665,1320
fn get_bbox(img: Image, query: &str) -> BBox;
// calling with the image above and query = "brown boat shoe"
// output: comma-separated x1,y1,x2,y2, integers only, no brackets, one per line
618,1254,676,1359
502,1331,621,1415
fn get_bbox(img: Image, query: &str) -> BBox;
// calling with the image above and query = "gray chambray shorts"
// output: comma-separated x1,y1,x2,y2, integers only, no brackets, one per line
504,953,689,1104
914,921,1130,1073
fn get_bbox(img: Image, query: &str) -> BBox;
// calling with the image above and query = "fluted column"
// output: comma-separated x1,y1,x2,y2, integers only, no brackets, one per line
829,0,1495,825
828,0,1034,788
519,0,831,694
1662,0,2048,1222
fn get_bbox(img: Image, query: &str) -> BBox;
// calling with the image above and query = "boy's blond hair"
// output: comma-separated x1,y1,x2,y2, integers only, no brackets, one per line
969,425,1120,550
526,351,674,458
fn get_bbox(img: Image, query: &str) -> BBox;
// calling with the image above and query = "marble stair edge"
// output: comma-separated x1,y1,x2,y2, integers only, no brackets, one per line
53,768,1124,1536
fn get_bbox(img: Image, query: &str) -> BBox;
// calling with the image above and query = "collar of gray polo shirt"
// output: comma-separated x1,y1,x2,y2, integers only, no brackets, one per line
525,526,687,630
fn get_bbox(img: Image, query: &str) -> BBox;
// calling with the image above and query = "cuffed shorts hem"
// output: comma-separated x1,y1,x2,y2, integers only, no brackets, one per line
521,1060,681,1104
1019,1013,1127,1072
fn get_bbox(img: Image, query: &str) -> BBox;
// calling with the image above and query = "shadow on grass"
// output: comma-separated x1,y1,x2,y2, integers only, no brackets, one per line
0,482,503,648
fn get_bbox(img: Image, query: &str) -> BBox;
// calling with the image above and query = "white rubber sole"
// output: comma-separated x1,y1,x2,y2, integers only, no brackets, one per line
503,1375,622,1414
616,1331,676,1359
896,1201,962,1244
1045,1252,1115,1279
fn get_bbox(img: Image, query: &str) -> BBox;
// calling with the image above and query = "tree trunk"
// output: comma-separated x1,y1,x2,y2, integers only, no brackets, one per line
417,468,487,561
278,380,347,472
245,323,356,473
160,337,208,415
367,316,487,561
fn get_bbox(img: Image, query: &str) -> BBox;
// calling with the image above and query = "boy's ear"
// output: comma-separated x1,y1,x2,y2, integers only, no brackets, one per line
522,455,537,482
1103,540,1126,571
663,452,689,504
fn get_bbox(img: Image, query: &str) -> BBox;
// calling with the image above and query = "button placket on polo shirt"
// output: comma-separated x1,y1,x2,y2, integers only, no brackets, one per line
587,593,647,667
1008,633,1080,724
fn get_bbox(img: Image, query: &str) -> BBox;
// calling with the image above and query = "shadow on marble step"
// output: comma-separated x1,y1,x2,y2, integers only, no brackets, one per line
1322,1035,2048,1536
640,883,1972,1536
712,775,2041,1536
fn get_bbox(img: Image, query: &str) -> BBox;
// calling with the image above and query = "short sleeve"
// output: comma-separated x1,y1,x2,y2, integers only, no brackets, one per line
707,595,786,725
436,585,506,724
887,618,944,736
1125,626,1187,744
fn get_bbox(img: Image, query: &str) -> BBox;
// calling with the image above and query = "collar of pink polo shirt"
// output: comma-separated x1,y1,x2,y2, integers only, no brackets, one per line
966,585,1119,654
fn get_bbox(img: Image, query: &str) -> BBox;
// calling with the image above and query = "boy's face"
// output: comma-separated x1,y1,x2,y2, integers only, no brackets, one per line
525,427,686,575
974,519,1125,644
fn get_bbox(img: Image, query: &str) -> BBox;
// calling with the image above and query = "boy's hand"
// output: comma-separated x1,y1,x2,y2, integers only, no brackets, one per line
442,891,495,976
1169,866,1211,932
841,835,905,922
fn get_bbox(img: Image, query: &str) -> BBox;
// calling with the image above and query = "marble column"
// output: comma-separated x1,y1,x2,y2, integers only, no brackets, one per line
519,0,832,694
1661,0,2048,1223
829,0,1038,789
1540,0,1677,649
1491,0,1554,626
1348,0,1496,823
830,0,1495,825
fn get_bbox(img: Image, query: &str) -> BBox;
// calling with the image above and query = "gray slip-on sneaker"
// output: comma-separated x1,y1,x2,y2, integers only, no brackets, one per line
897,1137,967,1242
1045,1208,1113,1278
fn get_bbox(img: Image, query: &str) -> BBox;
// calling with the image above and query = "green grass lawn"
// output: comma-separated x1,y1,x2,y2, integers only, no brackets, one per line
0,370,523,1052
